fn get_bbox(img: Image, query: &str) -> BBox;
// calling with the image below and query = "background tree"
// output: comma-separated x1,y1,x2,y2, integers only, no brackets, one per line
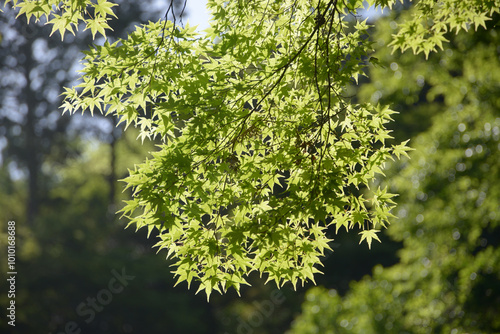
288,11,500,334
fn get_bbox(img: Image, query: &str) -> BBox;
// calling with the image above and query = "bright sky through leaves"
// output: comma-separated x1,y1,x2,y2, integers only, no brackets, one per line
185,0,210,32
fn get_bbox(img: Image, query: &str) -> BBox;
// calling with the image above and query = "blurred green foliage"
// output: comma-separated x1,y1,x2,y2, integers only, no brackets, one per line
0,129,216,333
289,12,500,334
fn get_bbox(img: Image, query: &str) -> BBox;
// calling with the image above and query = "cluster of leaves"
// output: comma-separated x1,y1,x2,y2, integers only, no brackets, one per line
3,0,117,39
59,0,410,298
387,0,500,57
289,12,500,334
5,0,498,299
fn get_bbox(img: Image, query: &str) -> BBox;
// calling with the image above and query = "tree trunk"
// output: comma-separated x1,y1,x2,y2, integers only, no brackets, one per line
21,36,40,224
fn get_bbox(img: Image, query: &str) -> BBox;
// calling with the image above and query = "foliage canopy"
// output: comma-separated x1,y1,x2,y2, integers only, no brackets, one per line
4,0,497,299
